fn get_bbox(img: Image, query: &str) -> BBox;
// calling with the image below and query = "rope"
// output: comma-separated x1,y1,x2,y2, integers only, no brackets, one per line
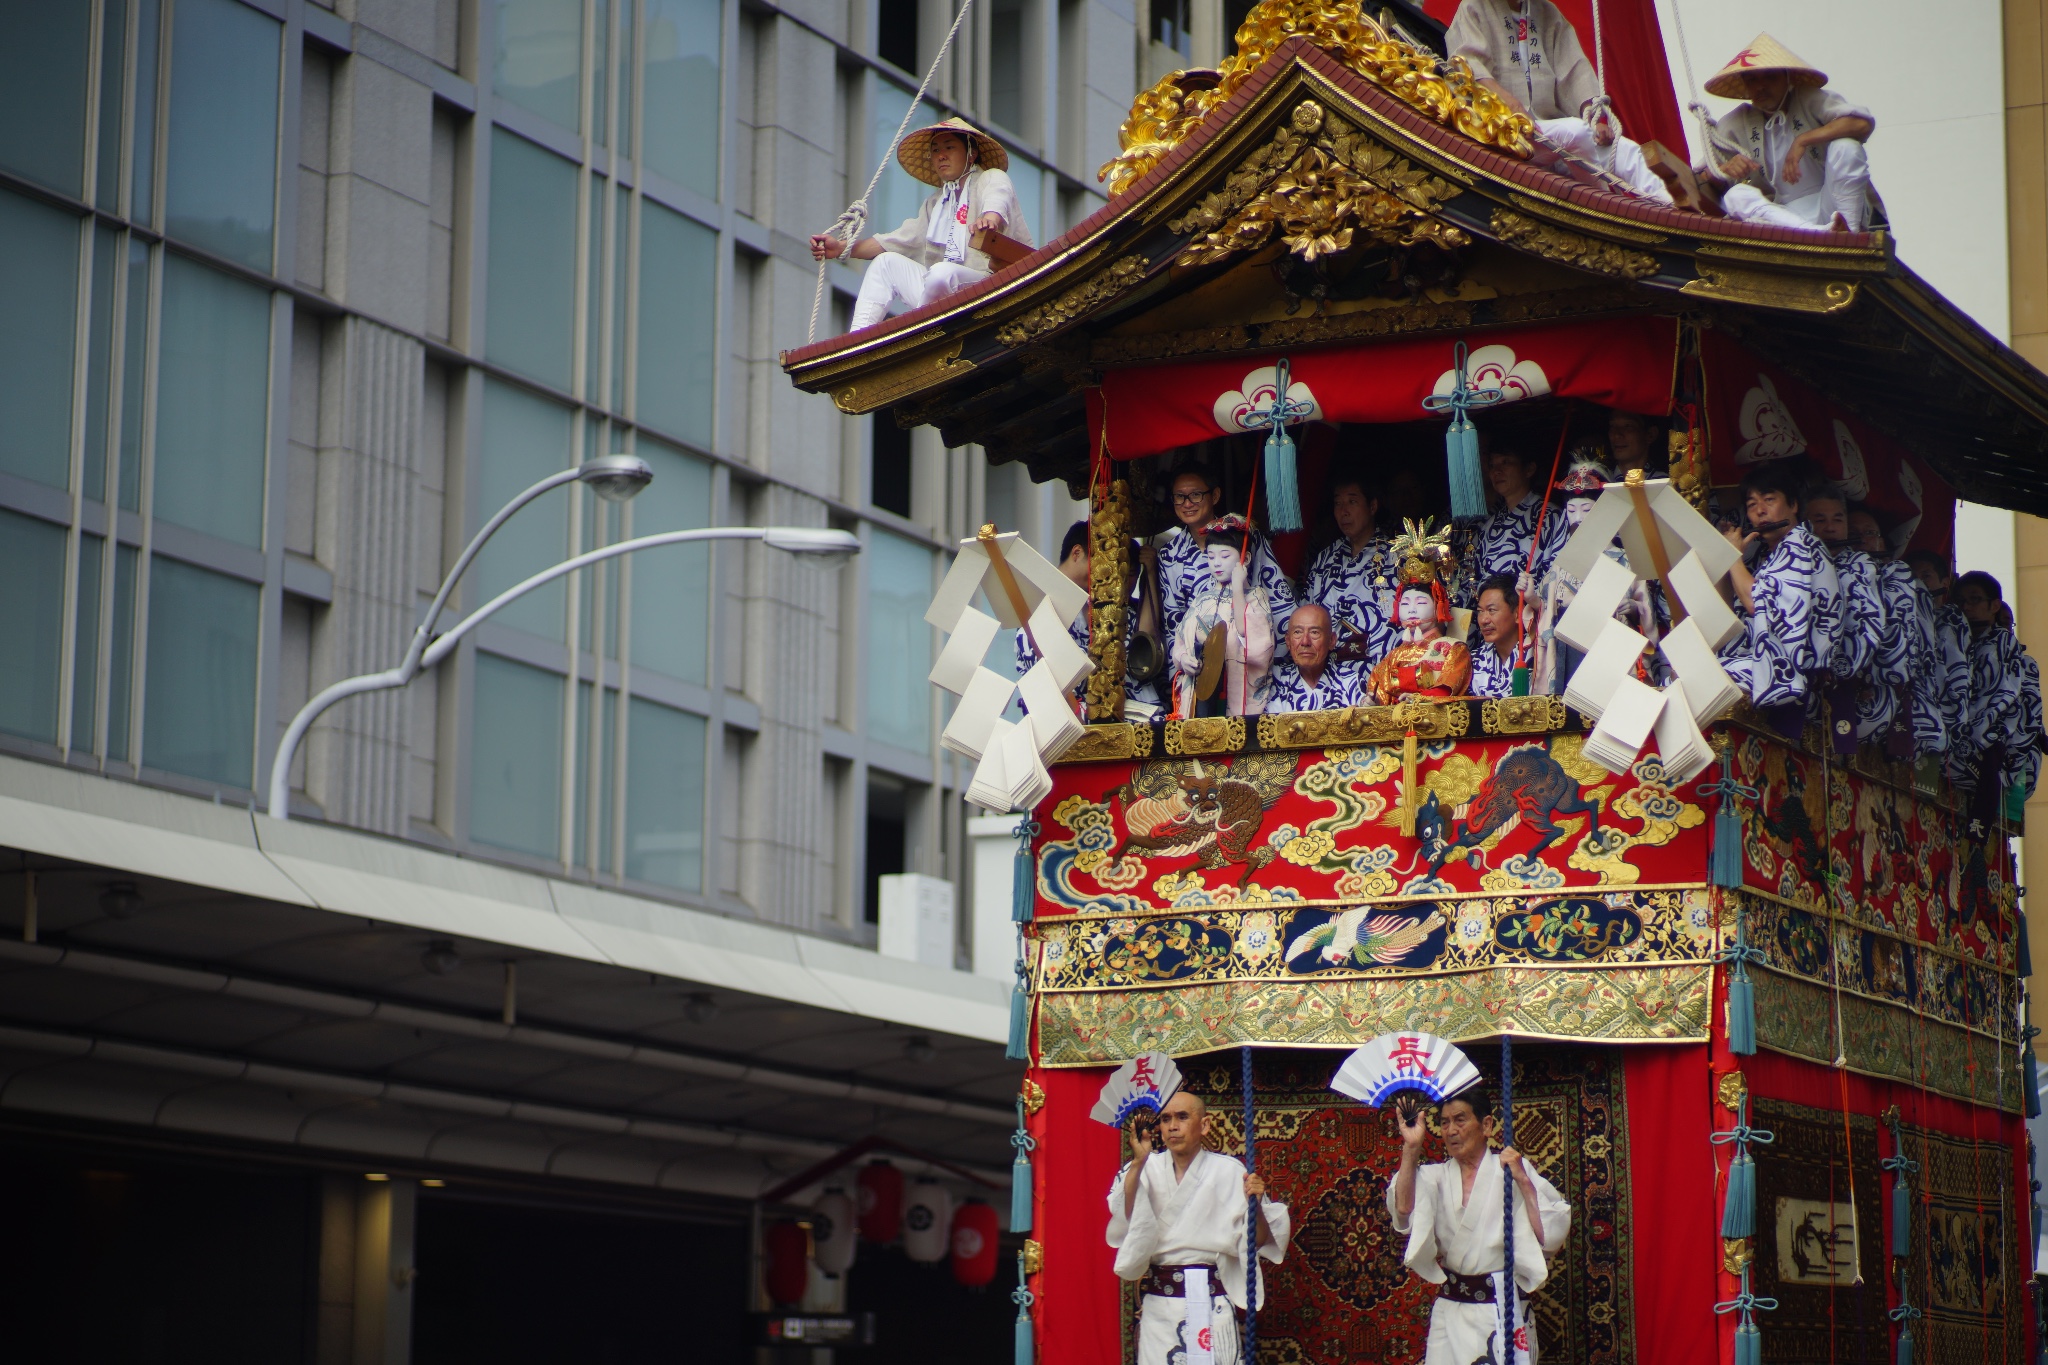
1663,0,1740,180
1241,1044,1258,1365
805,0,979,343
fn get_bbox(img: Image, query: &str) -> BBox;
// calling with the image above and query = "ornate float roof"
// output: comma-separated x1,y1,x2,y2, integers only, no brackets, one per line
781,6,2048,512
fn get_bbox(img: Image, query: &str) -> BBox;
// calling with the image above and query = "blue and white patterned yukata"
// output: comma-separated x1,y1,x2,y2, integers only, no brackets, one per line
1874,562,1948,754
1475,491,1562,582
1263,658,1366,712
1300,536,1399,667
1720,526,1840,710
1469,643,1519,699
1156,525,1296,649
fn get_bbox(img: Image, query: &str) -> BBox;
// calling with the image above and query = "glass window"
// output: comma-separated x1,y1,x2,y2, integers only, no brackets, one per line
865,529,933,753
71,534,104,752
486,127,578,390
82,225,120,504
626,436,711,683
143,556,259,788
869,80,926,238
131,0,163,222
477,380,573,641
109,543,138,759
154,254,272,547
572,681,616,870
470,652,564,858
493,0,583,132
118,237,150,513
640,0,720,198
0,510,68,744
165,0,281,270
624,696,705,889
0,3,91,197
990,0,1025,134
0,188,81,491
633,199,716,447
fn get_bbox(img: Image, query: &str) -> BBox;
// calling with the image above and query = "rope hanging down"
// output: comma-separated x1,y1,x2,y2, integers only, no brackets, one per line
1662,0,1741,180
806,0,980,344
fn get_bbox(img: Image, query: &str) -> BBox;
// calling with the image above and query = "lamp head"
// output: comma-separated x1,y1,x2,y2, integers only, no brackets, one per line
761,526,861,567
579,454,654,503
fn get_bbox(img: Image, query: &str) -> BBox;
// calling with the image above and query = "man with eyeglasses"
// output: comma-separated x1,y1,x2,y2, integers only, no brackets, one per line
1154,467,1295,666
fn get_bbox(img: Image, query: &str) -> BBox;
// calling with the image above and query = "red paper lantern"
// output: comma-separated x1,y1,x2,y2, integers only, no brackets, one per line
763,1219,810,1305
857,1160,904,1242
950,1200,999,1288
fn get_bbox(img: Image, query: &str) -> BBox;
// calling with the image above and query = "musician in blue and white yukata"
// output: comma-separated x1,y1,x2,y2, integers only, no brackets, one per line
1300,473,1399,669
1851,510,1946,757
1718,463,1841,736
1475,442,1561,582
1155,466,1295,648
1907,549,1977,767
1469,574,1525,699
1804,486,1885,752
1265,604,1365,712
1952,573,2044,812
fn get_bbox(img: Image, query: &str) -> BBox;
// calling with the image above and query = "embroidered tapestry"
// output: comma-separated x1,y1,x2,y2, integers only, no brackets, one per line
1903,1123,2023,1365
1749,1099,1886,1363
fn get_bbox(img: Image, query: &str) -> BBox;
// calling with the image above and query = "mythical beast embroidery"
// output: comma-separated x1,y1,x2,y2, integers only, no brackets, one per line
1109,751,1300,887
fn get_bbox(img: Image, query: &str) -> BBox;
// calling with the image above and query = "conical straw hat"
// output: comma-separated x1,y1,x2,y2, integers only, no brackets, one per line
1704,33,1829,99
897,117,1009,185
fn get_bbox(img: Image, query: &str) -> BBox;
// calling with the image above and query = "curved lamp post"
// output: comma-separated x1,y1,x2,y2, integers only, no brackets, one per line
268,454,859,820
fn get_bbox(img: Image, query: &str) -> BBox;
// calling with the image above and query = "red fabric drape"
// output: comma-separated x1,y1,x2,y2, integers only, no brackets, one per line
1697,330,1956,555
1624,1044,1722,1365
1030,1065,1123,1365
1417,0,1687,155
1091,317,1678,461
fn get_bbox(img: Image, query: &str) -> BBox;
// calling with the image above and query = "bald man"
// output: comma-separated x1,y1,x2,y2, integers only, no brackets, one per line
1266,604,1365,712
1109,1090,1291,1365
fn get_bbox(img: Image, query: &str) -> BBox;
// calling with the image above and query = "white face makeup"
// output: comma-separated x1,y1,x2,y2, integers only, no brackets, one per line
1396,587,1436,628
1203,544,1239,579
1563,495,1596,528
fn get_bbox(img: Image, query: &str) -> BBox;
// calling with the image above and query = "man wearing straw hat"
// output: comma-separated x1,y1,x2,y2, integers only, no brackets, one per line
1699,34,1880,232
809,117,1032,331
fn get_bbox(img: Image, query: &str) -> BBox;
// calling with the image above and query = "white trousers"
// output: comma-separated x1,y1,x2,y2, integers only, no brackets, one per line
1136,1291,1238,1365
1720,138,1872,231
850,253,990,329
1533,117,1673,206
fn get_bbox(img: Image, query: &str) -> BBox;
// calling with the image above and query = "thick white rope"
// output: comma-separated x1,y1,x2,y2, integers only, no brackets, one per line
1664,0,1737,178
806,0,980,344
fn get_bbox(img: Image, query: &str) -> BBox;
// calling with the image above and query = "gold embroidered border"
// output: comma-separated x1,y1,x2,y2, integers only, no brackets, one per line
1033,964,1712,1065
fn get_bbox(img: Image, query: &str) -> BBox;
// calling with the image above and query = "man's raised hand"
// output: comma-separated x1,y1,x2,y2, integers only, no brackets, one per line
1396,1098,1428,1151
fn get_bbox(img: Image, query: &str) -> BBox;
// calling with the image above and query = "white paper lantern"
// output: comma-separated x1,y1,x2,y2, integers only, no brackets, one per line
902,1178,952,1264
811,1187,858,1276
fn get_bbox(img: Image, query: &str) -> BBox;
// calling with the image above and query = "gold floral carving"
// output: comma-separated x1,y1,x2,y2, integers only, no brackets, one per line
1022,1240,1044,1274
1667,425,1710,510
1721,1238,1753,1275
1480,695,1568,734
995,256,1148,347
1679,268,1858,315
1489,209,1659,280
1716,1070,1747,1112
1085,478,1134,719
1257,700,1468,749
1056,724,1145,763
1099,0,1532,197
1170,105,1469,266
1020,1079,1047,1114
830,347,973,414
1164,716,1247,755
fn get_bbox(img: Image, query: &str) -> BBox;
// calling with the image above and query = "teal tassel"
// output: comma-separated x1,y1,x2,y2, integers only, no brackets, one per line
1263,426,1301,532
1722,1151,1755,1237
1012,821,1038,924
1727,973,1756,1055
1010,1101,1036,1232
1012,1252,1036,1365
1712,803,1745,887
1895,1327,1912,1365
1735,1321,1762,1365
1006,976,1030,1061
1891,1177,1910,1251
1447,419,1487,521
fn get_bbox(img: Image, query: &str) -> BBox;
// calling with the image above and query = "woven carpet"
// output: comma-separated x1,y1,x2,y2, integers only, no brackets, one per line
1170,1043,1632,1365
1748,1099,1886,1364
1904,1122,2022,1365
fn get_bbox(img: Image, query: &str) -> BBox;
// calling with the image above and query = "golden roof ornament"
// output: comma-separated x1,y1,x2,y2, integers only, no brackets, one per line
1099,0,1533,197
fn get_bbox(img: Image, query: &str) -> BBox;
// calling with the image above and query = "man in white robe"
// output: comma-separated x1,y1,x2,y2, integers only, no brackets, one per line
1445,0,1673,204
1699,35,1879,232
1387,1089,1571,1364
1107,1091,1291,1365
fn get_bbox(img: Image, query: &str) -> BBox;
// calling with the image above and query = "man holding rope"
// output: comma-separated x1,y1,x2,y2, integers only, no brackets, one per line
811,118,1031,331
1388,1089,1570,1364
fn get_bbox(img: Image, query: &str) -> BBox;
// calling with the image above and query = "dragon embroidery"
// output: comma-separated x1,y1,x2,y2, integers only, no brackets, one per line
1109,752,1298,888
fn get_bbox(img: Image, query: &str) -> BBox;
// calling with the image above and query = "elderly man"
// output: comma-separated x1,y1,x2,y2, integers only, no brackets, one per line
1266,604,1364,712
1470,574,1524,698
1388,1089,1570,1364
1108,1089,1290,1365
1301,474,1399,667
1445,0,1673,204
1700,35,1879,232
812,119,1031,330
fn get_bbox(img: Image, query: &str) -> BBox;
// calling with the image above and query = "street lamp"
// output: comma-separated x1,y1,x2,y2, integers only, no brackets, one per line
267,457,860,820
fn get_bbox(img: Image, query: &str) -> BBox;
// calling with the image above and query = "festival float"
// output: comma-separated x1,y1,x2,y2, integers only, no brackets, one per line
782,2,2048,1360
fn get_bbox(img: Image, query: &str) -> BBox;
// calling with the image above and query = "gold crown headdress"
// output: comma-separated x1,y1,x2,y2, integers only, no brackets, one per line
1390,517,1455,587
